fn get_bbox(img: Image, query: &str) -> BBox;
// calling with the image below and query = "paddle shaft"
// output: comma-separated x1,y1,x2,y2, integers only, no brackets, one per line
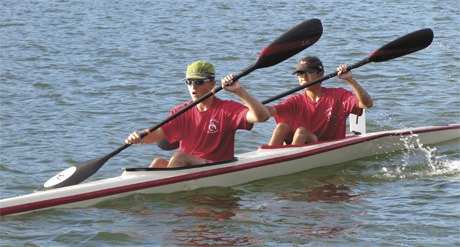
262,28,433,104
139,17,327,139
39,26,432,191
158,28,434,150
92,18,326,161
117,66,254,157
261,57,369,104
38,18,323,190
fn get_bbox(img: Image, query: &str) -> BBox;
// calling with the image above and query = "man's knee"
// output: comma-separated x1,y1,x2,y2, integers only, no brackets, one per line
150,158,168,168
168,150,205,167
275,122,291,132
294,127,317,144
269,123,294,146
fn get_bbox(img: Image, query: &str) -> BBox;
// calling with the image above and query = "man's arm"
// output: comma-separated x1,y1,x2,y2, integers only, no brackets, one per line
125,127,165,145
337,64,373,109
221,74,270,123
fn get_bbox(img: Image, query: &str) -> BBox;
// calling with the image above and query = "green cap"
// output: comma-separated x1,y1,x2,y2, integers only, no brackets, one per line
186,61,215,79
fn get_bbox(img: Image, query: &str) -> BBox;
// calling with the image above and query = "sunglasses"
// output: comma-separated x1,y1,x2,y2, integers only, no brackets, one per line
184,78,212,86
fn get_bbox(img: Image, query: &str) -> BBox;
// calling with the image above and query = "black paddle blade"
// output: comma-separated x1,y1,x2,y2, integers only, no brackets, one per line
255,18,323,68
157,20,323,150
38,19,323,191
38,156,108,191
157,138,179,150
369,28,434,62
262,28,434,105
234,18,323,81
38,144,128,191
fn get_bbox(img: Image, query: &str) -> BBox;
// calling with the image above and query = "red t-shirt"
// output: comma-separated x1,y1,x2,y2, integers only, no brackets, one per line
273,87,363,141
161,97,252,162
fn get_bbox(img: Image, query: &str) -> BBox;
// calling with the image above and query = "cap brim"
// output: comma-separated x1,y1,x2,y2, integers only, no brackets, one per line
292,68,320,75
186,76,208,79
292,70,302,75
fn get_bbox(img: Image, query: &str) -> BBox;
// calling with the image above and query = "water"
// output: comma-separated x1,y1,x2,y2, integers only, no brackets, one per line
1,0,459,246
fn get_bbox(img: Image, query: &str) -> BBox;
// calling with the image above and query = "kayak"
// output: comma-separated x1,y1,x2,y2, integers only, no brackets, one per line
1,123,459,216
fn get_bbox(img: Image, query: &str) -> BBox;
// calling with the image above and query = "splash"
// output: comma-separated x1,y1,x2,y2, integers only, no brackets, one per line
377,133,459,179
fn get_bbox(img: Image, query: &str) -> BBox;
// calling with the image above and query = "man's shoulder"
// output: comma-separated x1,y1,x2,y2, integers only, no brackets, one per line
323,86,348,92
323,87,352,96
214,97,243,107
285,93,306,102
170,101,192,113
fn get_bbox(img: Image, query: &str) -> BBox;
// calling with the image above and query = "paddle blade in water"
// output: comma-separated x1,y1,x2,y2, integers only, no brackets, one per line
369,28,434,62
254,18,323,68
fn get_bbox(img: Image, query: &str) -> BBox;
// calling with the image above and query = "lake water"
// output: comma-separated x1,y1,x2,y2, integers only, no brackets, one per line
1,0,459,246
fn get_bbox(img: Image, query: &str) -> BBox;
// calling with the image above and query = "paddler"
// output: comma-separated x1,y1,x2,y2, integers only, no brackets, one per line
266,56,373,145
125,61,269,167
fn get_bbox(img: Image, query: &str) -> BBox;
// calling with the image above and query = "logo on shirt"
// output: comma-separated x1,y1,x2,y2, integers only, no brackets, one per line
208,119,220,134
325,107,332,122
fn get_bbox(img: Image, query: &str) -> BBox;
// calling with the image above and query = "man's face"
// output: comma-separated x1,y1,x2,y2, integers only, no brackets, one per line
185,78,215,100
297,71,322,86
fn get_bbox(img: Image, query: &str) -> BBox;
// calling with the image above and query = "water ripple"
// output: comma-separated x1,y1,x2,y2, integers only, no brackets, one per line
1,0,459,246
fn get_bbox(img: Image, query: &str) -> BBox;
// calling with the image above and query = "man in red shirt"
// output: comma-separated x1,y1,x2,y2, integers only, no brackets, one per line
267,56,373,145
125,61,269,167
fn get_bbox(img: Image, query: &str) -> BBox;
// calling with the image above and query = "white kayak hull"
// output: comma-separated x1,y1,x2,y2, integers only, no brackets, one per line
1,124,459,216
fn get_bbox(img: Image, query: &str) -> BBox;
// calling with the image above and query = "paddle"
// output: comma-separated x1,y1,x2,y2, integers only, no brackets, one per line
38,18,323,191
261,28,434,104
157,28,434,151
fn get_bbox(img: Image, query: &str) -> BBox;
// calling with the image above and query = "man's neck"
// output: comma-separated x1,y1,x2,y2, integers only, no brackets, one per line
196,96,214,111
305,86,322,103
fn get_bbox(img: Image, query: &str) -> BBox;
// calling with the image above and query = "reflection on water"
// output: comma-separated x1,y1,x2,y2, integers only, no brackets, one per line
159,185,368,246
266,175,365,240
277,175,360,203
165,188,254,246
